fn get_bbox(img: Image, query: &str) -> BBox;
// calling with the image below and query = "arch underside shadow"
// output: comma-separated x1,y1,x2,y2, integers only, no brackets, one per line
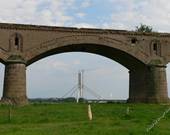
27,44,146,70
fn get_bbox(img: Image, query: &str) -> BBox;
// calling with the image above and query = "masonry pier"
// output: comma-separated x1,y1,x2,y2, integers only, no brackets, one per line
2,58,27,105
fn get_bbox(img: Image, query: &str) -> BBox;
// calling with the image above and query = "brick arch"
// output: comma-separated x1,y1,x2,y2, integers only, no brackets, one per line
25,34,149,70
1,23,169,105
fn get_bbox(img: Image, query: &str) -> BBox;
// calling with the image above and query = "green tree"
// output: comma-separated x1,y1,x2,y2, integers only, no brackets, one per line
135,24,153,32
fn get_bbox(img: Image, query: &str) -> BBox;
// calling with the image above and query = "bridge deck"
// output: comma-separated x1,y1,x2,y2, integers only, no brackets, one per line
0,22,169,37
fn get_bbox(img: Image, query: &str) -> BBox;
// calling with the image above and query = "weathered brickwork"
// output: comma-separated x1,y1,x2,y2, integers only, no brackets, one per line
0,23,169,105
2,62,27,105
128,65,168,103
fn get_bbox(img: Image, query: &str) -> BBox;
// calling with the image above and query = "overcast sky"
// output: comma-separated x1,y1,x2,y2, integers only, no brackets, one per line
0,0,170,99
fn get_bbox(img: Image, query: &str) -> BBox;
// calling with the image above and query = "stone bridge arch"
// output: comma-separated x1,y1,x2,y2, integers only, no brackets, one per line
25,34,149,70
0,23,169,105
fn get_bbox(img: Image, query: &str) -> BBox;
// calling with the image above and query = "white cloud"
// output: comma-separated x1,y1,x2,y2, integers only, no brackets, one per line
27,58,68,72
76,12,86,18
0,0,75,26
73,60,81,65
73,23,96,28
51,61,69,71
106,0,170,32
81,0,91,8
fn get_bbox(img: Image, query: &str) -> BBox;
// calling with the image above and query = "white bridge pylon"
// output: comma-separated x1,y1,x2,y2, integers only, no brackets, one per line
77,70,84,103
61,69,103,103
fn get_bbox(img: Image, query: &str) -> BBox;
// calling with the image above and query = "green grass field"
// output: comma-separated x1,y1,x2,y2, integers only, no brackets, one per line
0,103,170,135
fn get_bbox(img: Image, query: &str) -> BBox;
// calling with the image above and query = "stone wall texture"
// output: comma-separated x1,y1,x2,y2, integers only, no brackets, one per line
2,62,27,105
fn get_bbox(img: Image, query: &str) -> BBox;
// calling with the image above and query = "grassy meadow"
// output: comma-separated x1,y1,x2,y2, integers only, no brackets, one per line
0,103,170,135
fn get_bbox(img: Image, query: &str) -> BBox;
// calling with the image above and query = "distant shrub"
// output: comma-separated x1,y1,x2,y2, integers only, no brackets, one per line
135,24,153,32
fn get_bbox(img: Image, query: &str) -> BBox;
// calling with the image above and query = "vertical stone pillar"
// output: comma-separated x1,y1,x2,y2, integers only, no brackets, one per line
128,69,148,102
2,59,27,105
147,65,169,102
128,65,169,103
